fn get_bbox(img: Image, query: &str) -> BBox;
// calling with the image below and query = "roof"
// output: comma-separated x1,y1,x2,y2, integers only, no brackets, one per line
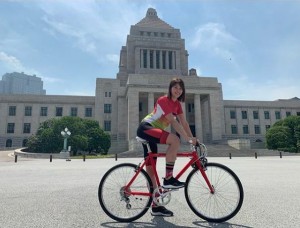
135,8,174,29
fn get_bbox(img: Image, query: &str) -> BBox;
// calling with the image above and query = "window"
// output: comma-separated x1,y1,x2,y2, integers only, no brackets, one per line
9,106,16,116
286,111,291,117
22,139,28,147
6,139,12,147
7,123,15,133
264,111,270,119
23,123,31,133
266,125,271,131
275,111,281,120
162,51,166,69
85,107,92,117
150,50,154,69
105,92,112,97
143,49,147,68
104,121,111,131
104,104,112,113
168,51,173,69
241,111,247,119
254,125,261,134
231,125,237,134
297,112,300,116
24,106,32,116
230,110,236,119
156,50,160,69
139,102,142,112
253,111,259,119
188,103,194,113
40,107,48,116
56,107,63,116
70,107,78,117
243,125,249,134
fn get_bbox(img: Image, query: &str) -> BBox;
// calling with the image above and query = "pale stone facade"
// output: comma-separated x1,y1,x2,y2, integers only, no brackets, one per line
0,8,299,151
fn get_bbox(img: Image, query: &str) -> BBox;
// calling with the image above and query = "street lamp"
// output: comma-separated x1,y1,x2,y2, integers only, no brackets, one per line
60,127,71,161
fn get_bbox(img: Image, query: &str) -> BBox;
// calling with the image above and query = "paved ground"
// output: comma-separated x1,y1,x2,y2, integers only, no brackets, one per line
1,151,300,228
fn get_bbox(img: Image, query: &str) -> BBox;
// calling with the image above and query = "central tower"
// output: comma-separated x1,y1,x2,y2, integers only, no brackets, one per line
117,8,189,86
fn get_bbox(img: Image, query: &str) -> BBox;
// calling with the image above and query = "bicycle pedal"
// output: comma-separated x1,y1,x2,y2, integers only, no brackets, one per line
162,187,179,191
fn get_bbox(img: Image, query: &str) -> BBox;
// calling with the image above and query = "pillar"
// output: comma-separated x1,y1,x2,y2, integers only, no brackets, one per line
148,92,154,113
194,94,203,142
127,90,139,140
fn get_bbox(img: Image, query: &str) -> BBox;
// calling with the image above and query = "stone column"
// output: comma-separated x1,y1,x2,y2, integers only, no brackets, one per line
172,51,176,69
194,94,203,142
127,89,139,141
148,92,154,113
181,101,186,117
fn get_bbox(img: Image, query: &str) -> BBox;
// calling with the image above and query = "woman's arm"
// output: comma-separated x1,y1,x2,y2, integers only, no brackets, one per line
177,113,197,144
165,113,196,144
177,113,193,137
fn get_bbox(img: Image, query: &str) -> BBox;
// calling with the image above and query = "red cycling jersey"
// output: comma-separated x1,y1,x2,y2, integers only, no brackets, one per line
142,95,183,129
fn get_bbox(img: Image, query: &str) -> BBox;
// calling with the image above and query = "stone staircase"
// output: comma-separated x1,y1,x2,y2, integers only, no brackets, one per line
116,143,298,158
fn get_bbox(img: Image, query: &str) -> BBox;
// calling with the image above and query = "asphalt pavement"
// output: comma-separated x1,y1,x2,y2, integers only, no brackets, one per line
0,151,300,228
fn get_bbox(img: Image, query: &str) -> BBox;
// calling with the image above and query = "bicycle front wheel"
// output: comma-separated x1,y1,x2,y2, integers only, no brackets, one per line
98,163,153,222
185,162,244,223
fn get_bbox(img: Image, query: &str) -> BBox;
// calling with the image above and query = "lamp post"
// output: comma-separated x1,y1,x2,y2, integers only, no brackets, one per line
60,127,71,160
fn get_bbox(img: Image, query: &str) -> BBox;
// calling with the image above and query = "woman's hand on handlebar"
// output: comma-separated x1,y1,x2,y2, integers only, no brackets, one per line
188,137,197,145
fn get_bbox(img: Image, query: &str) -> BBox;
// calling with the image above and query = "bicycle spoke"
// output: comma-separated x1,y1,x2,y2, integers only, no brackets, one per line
185,163,243,223
99,163,152,222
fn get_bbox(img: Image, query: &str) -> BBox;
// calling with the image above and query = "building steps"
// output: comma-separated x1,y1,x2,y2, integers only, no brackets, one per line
115,143,297,158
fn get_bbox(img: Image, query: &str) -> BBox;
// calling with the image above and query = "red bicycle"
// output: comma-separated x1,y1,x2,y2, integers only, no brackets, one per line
98,137,244,223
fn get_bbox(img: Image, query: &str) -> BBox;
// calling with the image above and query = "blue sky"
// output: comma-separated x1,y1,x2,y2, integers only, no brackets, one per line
0,0,299,101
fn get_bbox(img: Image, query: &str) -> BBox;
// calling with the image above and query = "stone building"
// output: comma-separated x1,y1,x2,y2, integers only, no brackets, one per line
0,8,299,151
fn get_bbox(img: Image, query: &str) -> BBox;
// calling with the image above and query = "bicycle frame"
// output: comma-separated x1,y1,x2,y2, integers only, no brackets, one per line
124,150,215,198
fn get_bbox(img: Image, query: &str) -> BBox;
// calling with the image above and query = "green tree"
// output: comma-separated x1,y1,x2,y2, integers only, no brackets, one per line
266,116,300,152
26,116,111,154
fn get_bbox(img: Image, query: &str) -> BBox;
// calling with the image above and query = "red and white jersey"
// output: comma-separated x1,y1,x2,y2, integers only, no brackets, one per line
142,96,183,129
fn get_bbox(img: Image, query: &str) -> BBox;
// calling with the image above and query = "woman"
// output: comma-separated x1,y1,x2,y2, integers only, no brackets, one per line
137,77,197,217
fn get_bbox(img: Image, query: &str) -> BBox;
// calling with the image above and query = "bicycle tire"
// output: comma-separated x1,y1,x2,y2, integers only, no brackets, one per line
184,162,244,223
98,163,153,222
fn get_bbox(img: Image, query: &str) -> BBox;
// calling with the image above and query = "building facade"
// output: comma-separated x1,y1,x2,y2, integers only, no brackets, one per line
0,72,46,95
0,8,299,151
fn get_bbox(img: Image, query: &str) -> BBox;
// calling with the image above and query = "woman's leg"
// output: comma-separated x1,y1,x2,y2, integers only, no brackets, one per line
165,133,180,162
164,133,180,180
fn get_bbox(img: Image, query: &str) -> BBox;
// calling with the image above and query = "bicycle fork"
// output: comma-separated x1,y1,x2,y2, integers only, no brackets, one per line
195,160,215,194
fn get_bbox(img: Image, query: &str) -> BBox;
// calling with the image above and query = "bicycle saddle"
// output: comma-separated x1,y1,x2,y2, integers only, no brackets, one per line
136,136,148,143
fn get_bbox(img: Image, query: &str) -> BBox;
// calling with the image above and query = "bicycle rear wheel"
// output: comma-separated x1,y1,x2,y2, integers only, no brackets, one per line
98,163,153,222
185,162,244,223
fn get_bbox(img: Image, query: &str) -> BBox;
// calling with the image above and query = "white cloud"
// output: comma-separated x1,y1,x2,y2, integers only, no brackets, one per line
191,23,238,48
190,22,239,62
0,51,23,71
39,0,146,63
0,51,62,83
41,76,63,83
106,54,119,64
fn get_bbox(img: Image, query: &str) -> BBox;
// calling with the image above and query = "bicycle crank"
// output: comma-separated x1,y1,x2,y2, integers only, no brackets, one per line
152,187,172,206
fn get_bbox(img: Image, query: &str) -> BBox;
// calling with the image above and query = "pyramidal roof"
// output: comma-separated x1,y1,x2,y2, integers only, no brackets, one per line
135,8,174,29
